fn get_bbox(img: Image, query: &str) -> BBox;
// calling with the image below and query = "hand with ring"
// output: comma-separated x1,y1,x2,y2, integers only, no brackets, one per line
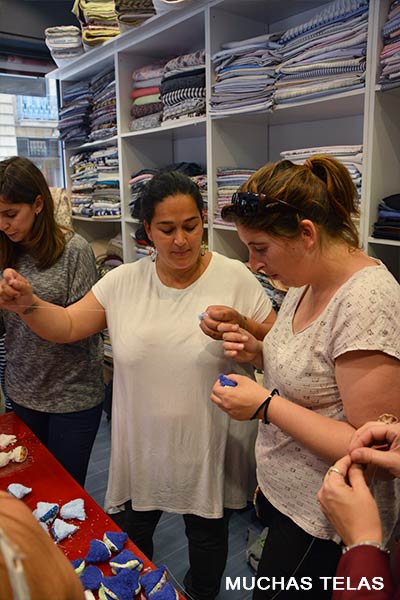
317,455,382,547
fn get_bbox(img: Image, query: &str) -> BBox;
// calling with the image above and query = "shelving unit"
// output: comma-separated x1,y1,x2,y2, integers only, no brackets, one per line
48,0,399,280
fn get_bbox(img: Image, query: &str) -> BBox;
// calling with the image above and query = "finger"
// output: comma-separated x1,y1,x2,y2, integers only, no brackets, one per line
207,308,230,322
0,283,20,300
217,322,240,334
324,455,351,483
3,268,18,281
350,446,400,476
347,463,368,490
348,423,389,452
223,342,245,354
221,330,247,342
6,278,27,291
200,323,221,339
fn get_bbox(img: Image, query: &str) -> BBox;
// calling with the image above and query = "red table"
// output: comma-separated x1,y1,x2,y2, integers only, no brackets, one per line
0,412,184,599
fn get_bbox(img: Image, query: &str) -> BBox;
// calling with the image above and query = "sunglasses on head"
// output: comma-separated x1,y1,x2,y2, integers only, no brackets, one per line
230,191,308,217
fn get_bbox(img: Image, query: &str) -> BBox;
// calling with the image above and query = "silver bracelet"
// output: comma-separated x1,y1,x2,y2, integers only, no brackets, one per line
342,541,389,555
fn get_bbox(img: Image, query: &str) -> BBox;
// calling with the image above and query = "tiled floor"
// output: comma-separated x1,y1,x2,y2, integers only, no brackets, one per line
85,414,262,599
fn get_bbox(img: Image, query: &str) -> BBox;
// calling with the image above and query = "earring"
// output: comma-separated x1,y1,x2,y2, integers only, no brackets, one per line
150,248,158,262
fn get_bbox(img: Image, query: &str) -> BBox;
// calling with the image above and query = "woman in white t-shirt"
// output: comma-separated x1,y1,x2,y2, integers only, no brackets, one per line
0,171,275,600
210,155,400,600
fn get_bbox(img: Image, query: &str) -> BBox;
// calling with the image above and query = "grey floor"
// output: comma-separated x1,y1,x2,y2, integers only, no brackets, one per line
85,413,262,599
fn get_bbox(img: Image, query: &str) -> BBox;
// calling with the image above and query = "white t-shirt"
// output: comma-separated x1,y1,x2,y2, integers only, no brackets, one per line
92,252,272,517
258,262,400,542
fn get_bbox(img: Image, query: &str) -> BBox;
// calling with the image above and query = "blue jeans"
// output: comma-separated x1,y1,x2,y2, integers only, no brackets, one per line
10,400,103,487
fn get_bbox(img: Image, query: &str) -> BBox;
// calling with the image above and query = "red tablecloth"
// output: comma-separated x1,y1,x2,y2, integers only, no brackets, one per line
0,412,184,599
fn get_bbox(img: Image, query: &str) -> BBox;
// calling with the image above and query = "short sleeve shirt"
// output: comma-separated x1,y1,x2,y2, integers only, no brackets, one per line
257,262,400,541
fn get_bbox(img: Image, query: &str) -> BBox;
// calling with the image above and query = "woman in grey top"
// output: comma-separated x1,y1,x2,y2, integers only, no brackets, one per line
0,157,103,486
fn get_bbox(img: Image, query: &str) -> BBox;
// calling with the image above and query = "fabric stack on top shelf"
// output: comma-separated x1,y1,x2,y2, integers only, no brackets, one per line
45,26,84,67
129,60,167,132
89,69,117,141
372,193,400,241
280,145,363,210
58,81,92,145
379,0,400,89
160,49,206,122
72,0,120,49
210,32,281,115
69,145,120,219
214,167,256,227
274,0,369,105
115,0,156,32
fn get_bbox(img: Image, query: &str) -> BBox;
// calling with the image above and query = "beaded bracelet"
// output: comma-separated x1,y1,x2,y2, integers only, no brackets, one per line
250,388,279,424
342,541,389,555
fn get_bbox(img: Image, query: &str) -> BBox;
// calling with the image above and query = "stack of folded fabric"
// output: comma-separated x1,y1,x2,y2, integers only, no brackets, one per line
89,69,117,141
160,48,206,122
128,168,158,218
69,146,120,219
280,145,363,210
70,152,97,217
372,193,400,240
191,173,208,219
115,0,156,32
274,0,369,105
58,81,92,145
210,32,281,115
129,60,167,131
379,0,400,89
72,0,120,49
214,167,256,227
45,26,84,67
91,145,120,219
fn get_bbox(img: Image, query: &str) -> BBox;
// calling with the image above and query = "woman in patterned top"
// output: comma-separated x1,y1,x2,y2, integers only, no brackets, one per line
0,157,104,486
210,155,400,600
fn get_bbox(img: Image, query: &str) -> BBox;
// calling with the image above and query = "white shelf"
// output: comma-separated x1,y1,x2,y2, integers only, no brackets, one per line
54,0,399,280
73,216,121,223
65,136,118,152
368,237,400,247
121,117,206,140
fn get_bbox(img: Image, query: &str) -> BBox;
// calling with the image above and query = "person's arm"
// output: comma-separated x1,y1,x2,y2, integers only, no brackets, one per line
211,350,400,463
0,491,85,600
0,268,106,343
334,546,395,600
317,456,395,600
200,304,275,341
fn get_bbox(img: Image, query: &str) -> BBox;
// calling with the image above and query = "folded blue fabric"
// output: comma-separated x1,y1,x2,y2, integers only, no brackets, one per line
109,549,143,574
100,569,141,600
103,531,128,553
71,558,85,575
80,565,103,591
140,565,168,595
85,539,112,563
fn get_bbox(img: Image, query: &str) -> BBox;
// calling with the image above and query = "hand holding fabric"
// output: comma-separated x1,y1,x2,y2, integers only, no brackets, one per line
348,421,400,479
0,268,35,315
317,455,382,546
199,305,246,340
210,373,267,421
